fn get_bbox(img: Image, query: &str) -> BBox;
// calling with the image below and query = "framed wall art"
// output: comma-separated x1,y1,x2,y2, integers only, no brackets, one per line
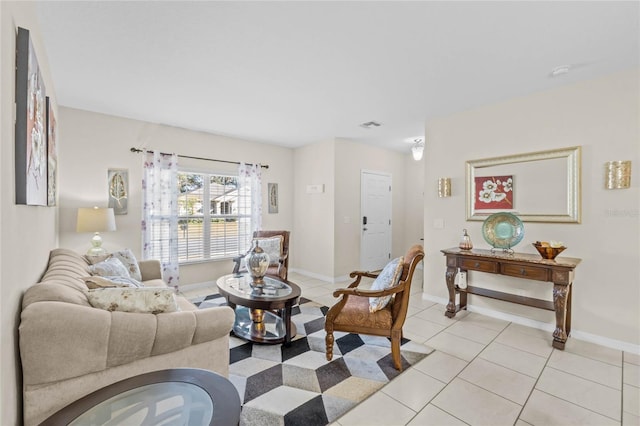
473,175,513,212
108,169,129,215
46,97,58,206
15,26,48,206
466,146,581,223
268,183,278,214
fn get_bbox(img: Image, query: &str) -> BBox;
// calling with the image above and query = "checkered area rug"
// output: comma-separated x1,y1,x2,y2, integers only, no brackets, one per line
192,294,433,426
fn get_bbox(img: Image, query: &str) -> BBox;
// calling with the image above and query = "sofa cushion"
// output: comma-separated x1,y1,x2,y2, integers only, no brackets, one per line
369,257,404,313
86,288,179,314
89,257,131,278
41,248,91,282
111,248,143,281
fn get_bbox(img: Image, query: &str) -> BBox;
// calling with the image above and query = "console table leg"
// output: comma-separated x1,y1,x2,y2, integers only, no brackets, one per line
445,266,457,318
552,284,570,349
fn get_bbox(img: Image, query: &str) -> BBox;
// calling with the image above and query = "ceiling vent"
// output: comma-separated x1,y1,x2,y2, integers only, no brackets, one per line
360,121,382,129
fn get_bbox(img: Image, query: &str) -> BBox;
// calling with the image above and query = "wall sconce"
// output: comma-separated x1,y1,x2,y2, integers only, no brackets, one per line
411,139,424,161
604,161,632,189
438,177,451,197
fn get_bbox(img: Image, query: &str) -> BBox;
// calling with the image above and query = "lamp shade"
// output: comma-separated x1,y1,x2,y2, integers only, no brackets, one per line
76,207,116,233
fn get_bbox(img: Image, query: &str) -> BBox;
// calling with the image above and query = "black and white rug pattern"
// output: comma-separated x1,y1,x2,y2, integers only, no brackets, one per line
192,294,433,426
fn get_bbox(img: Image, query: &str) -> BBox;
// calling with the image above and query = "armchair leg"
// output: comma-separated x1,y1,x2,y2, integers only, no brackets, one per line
391,330,402,371
325,330,334,361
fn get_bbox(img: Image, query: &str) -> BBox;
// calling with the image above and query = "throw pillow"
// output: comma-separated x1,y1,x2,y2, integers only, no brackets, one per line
85,288,179,314
82,276,142,289
89,257,131,278
84,253,111,265
369,256,404,313
254,236,283,266
111,248,142,281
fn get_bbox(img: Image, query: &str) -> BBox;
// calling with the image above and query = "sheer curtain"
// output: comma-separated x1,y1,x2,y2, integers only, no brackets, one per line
237,163,262,253
142,150,180,288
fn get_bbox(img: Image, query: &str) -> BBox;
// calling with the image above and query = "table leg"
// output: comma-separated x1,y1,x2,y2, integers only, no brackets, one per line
282,306,293,347
552,283,570,350
445,266,458,318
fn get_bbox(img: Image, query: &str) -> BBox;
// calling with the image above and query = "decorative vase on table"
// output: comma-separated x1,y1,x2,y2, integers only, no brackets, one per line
459,229,473,250
246,240,270,286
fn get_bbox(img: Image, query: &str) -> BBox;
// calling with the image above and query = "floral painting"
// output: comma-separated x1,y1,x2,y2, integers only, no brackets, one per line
474,175,514,211
15,27,47,206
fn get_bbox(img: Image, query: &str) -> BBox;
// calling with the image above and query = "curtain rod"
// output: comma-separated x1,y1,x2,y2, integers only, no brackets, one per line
130,147,269,169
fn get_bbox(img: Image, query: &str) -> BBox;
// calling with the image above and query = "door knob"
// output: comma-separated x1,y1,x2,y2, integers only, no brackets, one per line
363,227,368,231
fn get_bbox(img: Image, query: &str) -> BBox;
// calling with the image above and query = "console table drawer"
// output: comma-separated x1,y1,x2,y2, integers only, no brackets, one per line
501,264,549,281
460,259,498,273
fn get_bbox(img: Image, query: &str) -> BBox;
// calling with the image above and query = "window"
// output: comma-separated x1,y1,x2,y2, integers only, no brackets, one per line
177,171,252,263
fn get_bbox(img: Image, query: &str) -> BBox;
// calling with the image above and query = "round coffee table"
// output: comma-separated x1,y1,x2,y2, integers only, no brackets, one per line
216,274,301,345
41,368,241,426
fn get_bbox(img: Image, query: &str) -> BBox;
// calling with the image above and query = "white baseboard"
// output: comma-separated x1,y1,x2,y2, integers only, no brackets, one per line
179,281,216,292
422,294,640,354
289,268,350,284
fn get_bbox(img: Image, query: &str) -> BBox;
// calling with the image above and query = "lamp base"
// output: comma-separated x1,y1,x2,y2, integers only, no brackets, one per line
86,232,107,256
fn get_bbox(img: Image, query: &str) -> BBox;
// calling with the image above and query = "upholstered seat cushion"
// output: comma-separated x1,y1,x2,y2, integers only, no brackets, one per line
332,295,393,329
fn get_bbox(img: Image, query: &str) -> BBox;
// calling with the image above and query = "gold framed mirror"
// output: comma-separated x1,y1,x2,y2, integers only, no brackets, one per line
466,146,581,223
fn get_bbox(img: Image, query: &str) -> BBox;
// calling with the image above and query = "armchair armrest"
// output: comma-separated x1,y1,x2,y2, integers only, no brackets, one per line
332,285,404,299
232,254,246,277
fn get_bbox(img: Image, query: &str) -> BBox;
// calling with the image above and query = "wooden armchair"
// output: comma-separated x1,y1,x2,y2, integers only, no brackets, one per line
324,244,424,371
232,230,290,281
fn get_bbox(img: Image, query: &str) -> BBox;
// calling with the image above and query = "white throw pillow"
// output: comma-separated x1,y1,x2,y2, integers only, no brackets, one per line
369,257,404,313
111,248,142,281
82,275,142,289
89,257,131,278
254,236,284,266
85,287,179,314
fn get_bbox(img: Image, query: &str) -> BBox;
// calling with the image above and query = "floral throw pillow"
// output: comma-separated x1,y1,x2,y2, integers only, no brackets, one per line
369,256,404,313
82,276,142,289
85,288,179,314
89,257,131,279
254,236,283,266
111,248,142,281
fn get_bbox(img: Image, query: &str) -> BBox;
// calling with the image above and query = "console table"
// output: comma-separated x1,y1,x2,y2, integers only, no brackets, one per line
441,248,581,349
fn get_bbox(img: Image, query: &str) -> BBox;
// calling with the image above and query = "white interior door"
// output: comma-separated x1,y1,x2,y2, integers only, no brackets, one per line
360,171,392,271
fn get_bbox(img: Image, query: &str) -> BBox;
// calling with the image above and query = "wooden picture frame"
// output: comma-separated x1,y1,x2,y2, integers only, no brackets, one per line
268,183,278,214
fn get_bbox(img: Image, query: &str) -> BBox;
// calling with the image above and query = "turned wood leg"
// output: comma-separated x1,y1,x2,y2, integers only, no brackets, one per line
552,284,570,350
325,330,334,361
391,330,402,371
445,266,458,318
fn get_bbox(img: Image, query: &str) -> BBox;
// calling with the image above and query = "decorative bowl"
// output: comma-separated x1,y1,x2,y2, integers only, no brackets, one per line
532,242,566,260
482,212,524,249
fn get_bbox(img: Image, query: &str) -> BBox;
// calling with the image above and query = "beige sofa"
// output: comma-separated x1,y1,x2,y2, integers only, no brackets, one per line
19,248,234,426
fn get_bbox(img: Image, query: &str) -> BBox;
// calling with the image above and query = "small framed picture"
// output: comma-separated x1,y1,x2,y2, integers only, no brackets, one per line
108,169,128,215
268,183,278,214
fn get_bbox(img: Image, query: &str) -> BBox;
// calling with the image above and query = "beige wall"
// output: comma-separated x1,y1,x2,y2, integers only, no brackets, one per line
1,2,59,424
57,107,294,286
333,138,415,278
292,140,335,279
424,69,640,349
292,138,423,280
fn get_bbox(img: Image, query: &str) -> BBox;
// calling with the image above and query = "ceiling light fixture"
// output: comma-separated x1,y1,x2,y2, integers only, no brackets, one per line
550,65,571,77
411,138,424,161
359,121,382,129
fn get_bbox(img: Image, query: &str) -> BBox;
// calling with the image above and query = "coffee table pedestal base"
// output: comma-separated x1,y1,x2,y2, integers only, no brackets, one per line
233,306,297,344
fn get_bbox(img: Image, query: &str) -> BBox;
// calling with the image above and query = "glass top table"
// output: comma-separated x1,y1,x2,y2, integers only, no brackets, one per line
41,369,241,426
216,274,301,345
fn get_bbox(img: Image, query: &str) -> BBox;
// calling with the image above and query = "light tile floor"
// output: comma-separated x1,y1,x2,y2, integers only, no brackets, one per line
181,271,640,426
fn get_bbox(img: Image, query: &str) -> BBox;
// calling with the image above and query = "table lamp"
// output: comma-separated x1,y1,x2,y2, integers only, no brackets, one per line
76,207,116,256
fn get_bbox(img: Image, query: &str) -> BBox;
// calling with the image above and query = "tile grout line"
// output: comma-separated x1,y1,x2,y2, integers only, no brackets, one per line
513,344,555,424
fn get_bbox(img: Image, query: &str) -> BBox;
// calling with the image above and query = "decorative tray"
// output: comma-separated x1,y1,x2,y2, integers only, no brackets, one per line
482,212,524,250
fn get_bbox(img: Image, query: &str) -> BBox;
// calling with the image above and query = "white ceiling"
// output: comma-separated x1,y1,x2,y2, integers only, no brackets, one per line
34,1,639,153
